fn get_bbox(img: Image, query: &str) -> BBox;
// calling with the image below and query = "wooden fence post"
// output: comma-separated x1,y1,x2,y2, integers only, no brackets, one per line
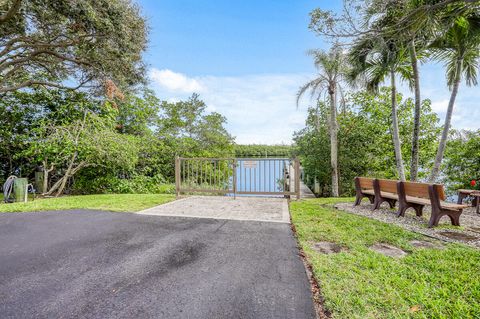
175,156,180,197
233,158,237,199
295,157,300,200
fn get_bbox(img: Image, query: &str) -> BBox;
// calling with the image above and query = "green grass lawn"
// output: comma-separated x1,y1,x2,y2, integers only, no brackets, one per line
0,194,174,213
290,198,480,319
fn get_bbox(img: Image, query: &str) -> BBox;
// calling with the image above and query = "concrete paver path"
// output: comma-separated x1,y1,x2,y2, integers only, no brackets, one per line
138,195,291,223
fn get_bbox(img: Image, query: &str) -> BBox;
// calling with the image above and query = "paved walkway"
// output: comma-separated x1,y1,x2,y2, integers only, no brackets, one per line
299,181,316,198
138,196,290,223
0,210,316,319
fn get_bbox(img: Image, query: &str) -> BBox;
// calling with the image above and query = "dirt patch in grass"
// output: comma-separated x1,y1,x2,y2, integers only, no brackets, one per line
369,243,408,258
310,241,346,254
438,231,479,241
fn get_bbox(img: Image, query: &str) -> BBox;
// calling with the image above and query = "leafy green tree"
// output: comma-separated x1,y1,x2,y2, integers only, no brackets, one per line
366,0,433,181
443,130,480,192
294,102,332,194
140,94,235,181
297,46,349,196
115,89,161,136
0,0,147,93
429,11,480,181
0,88,234,195
0,89,100,180
0,92,39,177
157,94,234,156
25,112,139,196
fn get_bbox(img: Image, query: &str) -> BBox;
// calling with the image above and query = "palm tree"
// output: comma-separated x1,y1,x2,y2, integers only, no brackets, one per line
369,0,432,181
349,36,413,181
296,46,348,197
408,37,423,181
428,13,480,182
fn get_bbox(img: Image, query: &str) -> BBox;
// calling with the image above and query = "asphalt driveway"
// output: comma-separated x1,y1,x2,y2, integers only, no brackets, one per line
0,210,316,319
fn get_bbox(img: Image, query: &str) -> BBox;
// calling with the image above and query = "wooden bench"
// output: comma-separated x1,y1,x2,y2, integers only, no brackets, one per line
354,177,375,206
373,179,399,209
457,189,479,206
397,181,469,227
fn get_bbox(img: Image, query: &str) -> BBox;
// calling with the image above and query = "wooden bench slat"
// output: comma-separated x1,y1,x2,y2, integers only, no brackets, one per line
403,182,431,199
440,202,470,210
377,179,398,194
458,189,475,194
358,177,374,189
405,195,430,205
380,191,398,199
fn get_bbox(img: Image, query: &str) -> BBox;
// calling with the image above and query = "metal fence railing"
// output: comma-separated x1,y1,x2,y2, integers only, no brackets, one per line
175,157,300,199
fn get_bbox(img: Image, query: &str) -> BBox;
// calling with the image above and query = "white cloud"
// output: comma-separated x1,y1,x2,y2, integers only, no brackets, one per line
430,99,449,113
149,68,313,144
149,63,480,145
149,69,204,93
397,63,480,131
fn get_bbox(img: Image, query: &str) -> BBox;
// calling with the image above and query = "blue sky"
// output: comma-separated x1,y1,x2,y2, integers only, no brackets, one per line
139,0,480,144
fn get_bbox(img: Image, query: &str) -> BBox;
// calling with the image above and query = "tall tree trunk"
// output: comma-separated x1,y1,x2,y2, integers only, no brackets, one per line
429,59,463,182
409,39,421,181
329,84,339,197
7,147,13,175
43,168,49,194
55,153,77,197
42,160,54,195
391,71,406,181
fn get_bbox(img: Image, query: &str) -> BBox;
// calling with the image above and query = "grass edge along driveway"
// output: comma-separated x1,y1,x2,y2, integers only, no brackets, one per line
0,194,174,213
290,197,480,319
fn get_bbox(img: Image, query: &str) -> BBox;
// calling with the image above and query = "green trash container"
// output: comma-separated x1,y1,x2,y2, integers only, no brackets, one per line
13,178,28,203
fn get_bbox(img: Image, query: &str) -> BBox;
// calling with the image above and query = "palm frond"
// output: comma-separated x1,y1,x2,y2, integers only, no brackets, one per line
463,53,479,86
296,78,326,107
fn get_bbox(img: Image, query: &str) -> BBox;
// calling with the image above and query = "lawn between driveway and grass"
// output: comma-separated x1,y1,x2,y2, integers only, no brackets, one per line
290,197,480,319
0,194,174,213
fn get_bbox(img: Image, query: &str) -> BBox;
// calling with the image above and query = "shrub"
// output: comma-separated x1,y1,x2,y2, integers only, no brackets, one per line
73,174,175,194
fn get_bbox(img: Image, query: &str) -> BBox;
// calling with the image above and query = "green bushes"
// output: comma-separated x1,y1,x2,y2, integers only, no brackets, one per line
443,130,480,193
73,174,175,195
1,90,233,196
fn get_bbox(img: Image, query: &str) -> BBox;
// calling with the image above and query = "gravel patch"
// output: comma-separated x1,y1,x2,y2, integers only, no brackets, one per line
335,201,480,249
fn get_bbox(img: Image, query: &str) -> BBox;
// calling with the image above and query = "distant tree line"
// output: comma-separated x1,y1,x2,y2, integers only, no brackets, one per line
234,145,293,158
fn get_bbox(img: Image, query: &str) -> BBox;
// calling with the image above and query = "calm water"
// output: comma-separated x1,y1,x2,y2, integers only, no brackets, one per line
227,158,293,196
